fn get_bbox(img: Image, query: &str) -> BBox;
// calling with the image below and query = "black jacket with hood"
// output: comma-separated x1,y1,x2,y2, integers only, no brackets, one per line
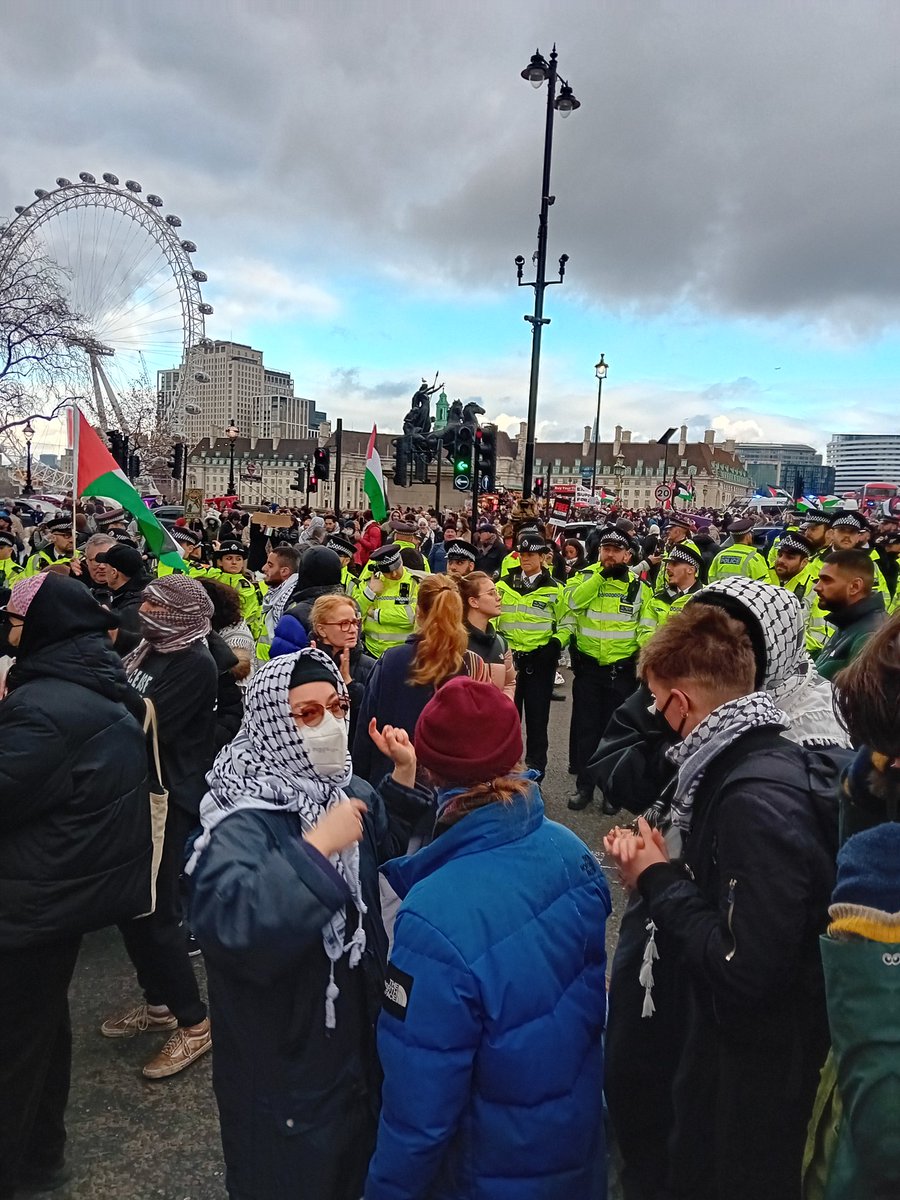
284,546,345,629
0,573,151,949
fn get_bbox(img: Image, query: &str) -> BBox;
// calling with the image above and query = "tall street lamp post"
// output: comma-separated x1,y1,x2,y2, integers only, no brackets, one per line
225,421,238,496
22,420,35,496
516,45,580,499
591,354,608,497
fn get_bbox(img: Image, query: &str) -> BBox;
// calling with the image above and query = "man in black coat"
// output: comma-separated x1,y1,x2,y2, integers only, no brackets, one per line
284,545,345,627
0,573,151,1198
95,542,151,657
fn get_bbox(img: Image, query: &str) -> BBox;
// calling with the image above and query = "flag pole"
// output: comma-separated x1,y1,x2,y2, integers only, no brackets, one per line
71,404,80,548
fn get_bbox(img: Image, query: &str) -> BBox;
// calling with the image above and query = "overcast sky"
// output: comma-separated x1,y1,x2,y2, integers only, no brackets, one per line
3,0,900,456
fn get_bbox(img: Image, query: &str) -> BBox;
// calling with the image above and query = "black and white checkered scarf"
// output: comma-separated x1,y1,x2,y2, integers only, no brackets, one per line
186,647,366,1029
666,690,789,834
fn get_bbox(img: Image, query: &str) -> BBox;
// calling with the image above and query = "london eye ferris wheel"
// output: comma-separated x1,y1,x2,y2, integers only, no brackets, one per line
0,171,213,458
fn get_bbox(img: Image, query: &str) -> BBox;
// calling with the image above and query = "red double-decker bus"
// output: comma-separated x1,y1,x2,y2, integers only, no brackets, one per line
860,481,899,510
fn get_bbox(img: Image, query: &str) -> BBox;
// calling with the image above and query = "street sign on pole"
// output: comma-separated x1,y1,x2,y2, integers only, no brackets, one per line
655,483,672,502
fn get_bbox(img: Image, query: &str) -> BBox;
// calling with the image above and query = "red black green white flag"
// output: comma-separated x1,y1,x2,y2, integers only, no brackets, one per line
69,406,185,572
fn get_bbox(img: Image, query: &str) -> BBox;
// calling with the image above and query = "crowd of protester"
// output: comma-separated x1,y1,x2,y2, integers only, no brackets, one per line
0,487,898,1199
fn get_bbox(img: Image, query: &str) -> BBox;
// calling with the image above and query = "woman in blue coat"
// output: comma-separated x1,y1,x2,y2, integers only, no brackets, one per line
187,647,430,1200
365,678,611,1200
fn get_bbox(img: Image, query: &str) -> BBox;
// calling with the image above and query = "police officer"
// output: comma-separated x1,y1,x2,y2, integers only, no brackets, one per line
769,532,814,600
357,544,419,658
795,510,834,653
446,542,477,579
24,516,76,576
707,517,769,581
829,511,890,600
0,533,24,585
209,540,265,640
648,515,694,593
649,539,704,624
565,527,656,811
159,527,212,577
495,532,569,781
325,534,360,595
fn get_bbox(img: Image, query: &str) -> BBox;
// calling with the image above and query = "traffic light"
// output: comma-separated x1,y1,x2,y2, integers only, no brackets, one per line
128,453,141,480
314,446,330,480
453,426,474,492
290,466,304,492
170,442,184,479
475,425,497,492
413,442,429,484
308,473,318,493
393,436,411,487
107,430,124,468
534,476,544,498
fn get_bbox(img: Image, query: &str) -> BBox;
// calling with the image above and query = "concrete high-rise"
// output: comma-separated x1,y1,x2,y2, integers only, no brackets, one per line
158,341,324,444
827,433,900,492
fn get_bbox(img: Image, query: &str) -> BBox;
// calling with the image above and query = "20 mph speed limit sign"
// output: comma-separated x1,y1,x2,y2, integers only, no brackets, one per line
655,484,672,501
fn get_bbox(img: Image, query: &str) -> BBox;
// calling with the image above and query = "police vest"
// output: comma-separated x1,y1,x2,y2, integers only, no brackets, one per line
495,570,566,654
567,567,656,665
708,543,768,582
359,573,418,658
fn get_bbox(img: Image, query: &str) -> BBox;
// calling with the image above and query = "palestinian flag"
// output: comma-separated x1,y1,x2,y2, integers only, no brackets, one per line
598,487,617,502
674,477,694,503
818,495,841,510
70,406,185,572
794,496,821,513
363,425,388,522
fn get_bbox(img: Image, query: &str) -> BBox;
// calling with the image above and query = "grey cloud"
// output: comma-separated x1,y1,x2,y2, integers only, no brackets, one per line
2,2,900,334
329,368,413,401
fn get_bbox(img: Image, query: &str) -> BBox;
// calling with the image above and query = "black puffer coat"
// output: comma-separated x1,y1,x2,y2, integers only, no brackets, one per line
284,546,345,630
0,573,151,949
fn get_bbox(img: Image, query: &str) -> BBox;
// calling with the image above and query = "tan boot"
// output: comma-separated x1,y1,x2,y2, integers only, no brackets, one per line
142,1018,212,1079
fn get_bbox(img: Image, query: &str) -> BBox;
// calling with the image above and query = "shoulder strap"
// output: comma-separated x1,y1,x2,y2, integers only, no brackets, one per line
142,698,165,789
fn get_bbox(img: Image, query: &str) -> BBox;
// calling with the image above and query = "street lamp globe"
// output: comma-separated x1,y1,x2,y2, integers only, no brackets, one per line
521,51,549,87
23,421,35,444
555,83,581,117
595,355,608,381
225,423,239,441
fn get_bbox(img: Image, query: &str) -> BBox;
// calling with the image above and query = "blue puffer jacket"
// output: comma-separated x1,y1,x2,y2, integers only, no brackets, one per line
365,785,611,1200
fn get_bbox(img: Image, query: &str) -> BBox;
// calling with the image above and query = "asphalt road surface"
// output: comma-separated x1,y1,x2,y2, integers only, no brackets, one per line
59,673,628,1199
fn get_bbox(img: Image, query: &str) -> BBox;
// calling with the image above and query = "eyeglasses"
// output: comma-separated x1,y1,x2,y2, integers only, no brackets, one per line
478,588,500,599
321,618,362,633
291,698,351,727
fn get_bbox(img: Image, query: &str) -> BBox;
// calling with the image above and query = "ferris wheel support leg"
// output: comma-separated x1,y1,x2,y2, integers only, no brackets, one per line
89,356,109,435
94,355,131,436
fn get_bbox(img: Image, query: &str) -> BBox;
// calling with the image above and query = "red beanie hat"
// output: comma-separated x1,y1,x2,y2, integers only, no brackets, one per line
414,677,523,784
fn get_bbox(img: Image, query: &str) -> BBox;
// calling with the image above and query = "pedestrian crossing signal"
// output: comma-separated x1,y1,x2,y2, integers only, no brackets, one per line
453,427,474,492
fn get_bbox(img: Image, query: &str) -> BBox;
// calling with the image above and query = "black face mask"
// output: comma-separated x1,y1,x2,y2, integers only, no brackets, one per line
601,563,630,580
0,617,17,658
649,692,688,740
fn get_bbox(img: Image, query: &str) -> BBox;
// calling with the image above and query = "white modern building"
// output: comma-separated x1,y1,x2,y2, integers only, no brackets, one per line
826,433,900,492
158,340,325,444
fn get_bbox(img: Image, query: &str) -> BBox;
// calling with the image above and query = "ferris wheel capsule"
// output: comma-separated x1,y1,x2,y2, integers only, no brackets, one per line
56,178,72,188
34,189,49,199
79,172,96,184
180,240,197,253
165,214,182,227
102,173,119,185
14,206,24,214
198,302,214,315
192,270,207,282
194,371,211,382
125,180,142,193
146,194,163,207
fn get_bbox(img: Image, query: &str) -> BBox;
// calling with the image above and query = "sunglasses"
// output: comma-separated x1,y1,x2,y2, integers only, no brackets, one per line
291,698,351,727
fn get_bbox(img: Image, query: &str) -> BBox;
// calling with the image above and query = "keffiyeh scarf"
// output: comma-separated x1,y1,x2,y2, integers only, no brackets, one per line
666,690,790,834
186,647,366,1029
261,571,298,634
123,575,213,672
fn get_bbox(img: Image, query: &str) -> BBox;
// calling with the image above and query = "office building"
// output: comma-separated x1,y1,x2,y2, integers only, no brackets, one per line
826,433,900,493
734,442,822,492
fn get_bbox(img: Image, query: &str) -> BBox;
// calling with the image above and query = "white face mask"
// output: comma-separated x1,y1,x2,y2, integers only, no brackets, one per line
299,711,349,777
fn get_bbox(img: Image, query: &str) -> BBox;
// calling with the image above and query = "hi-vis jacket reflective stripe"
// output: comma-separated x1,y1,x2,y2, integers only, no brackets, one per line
495,569,569,653
565,565,656,664
341,565,358,597
708,543,769,582
358,571,419,658
23,550,75,578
